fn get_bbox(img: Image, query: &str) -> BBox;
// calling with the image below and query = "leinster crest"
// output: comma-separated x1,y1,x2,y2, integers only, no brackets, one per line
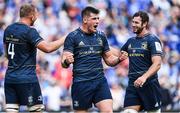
97,37,103,46
141,42,147,49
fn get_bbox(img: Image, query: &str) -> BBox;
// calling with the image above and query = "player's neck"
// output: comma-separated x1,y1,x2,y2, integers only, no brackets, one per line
80,26,91,34
19,18,31,26
137,29,149,37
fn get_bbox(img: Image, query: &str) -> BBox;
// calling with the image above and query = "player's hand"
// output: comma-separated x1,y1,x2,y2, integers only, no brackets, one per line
119,51,128,61
134,76,147,88
65,53,74,64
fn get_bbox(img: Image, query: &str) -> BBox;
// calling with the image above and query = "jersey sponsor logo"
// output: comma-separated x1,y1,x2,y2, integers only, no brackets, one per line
79,50,101,55
5,37,19,42
79,41,85,46
155,42,162,52
129,53,144,57
141,42,147,49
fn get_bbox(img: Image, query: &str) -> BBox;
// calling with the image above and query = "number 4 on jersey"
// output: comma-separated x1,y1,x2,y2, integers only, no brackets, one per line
8,43,15,59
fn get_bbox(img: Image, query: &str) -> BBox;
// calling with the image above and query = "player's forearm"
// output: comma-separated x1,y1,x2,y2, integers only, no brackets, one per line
38,38,64,53
105,56,121,67
143,62,161,79
48,39,64,52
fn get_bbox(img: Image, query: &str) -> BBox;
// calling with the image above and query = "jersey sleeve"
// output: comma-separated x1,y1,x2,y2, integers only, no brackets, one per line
101,32,110,53
28,28,43,47
63,33,74,53
149,36,163,56
121,39,129,52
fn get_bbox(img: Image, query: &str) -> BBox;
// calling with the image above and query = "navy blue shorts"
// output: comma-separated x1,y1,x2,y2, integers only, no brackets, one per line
71,77,112,110
4,82,43,106
124,79,162,111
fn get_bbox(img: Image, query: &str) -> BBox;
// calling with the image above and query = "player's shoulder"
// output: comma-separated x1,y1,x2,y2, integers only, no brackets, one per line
4,23,16,31
96,30,106,37
148,33,158,39
6,23,31,32
67,28,80,38
126,36,135,43
147,34,160,42
28,27,38,33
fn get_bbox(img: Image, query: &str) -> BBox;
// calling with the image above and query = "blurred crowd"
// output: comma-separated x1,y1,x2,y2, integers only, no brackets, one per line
0,0,179,112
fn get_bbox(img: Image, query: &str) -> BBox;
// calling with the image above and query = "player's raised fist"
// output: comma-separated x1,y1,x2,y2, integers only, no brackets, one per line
65,52,74,64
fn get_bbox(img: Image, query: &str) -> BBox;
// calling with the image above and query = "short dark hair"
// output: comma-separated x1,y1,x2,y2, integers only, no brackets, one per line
81,6,99,19
133,11,149,24
20,4,36,18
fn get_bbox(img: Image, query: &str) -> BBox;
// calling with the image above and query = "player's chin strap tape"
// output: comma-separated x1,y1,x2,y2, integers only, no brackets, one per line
28,104,45,112
6,104,19,112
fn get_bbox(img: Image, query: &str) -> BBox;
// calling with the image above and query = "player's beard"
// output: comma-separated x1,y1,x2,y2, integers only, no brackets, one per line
134,26,144,35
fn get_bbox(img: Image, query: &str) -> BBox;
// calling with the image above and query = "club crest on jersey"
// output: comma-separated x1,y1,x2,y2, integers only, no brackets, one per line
141,42,147,49
97,37,103,46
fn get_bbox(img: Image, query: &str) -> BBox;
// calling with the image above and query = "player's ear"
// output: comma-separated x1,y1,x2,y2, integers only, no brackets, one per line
143,22,147,27
31,15,34,21
83,17,87,23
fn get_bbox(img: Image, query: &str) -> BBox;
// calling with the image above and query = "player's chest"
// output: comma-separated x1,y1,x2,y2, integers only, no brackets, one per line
127,40,149,54
75,35,103,50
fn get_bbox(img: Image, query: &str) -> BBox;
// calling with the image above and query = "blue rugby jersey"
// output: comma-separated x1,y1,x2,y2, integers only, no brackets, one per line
3,23,43,83
121,34,163,83
63,28,110,82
